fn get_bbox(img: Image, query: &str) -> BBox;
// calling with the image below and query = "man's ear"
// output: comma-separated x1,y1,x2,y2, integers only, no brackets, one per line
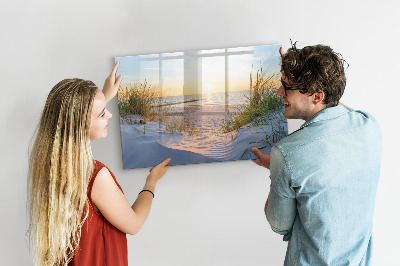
313,92,325,105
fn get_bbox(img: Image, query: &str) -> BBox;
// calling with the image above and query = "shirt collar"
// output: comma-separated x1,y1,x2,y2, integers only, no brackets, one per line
300,105,349,129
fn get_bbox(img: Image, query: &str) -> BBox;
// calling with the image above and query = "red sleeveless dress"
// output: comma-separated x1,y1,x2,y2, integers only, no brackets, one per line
69,160,128,266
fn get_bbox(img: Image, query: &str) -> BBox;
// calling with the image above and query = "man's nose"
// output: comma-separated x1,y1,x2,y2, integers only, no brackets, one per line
277,85,285,97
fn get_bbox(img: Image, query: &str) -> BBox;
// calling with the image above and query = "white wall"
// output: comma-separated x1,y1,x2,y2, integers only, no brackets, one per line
1,0,399,265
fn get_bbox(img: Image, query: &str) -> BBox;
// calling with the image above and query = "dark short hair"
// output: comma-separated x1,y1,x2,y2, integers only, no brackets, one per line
281,43,347,107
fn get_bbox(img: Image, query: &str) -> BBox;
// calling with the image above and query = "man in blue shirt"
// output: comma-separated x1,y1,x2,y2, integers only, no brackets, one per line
251,44,382,265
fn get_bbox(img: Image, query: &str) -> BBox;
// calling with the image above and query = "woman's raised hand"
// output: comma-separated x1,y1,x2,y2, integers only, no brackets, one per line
103,61,123,103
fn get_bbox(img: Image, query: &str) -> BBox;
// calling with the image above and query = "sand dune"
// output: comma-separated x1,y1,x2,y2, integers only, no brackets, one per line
120,105,286,169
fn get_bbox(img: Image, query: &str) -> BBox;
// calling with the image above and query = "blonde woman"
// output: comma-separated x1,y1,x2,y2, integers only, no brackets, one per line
28,62,171,266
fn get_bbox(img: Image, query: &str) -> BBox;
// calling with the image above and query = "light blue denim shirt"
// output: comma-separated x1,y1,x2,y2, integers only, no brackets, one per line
266,105,382,266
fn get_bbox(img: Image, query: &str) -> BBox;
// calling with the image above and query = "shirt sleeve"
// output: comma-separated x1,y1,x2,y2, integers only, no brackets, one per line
266,146,297,241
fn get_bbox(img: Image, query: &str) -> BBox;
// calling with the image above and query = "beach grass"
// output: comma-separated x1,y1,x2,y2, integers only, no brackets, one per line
118,81,171,124
118,81,204,136
164,116,201,136
246,111,287,147
220,66,284,134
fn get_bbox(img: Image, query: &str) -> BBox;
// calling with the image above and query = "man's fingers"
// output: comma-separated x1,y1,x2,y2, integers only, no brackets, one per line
251,147,263,158
279,47,285,57
251,158,262,166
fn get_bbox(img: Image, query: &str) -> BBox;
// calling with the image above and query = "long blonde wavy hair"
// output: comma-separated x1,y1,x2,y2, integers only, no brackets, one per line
28,79,98,265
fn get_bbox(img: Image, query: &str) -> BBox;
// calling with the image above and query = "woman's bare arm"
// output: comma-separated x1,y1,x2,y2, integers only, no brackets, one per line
91,158,170,235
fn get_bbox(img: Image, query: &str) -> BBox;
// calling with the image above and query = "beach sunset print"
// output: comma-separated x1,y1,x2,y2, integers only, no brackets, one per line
115,44,288,169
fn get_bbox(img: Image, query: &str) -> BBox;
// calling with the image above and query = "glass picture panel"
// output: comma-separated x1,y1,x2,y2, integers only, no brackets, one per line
116,44,287,169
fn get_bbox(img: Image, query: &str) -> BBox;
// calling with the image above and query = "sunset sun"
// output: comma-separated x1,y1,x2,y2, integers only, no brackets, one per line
204,83,214,94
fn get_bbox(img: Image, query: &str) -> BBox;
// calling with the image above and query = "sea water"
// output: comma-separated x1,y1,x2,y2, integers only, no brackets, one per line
159,90,253,107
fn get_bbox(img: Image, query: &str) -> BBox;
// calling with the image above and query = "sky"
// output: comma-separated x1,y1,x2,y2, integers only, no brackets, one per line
115,44,281,97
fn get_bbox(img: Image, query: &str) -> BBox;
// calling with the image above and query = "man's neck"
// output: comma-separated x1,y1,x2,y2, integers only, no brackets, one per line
304,104,327,121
